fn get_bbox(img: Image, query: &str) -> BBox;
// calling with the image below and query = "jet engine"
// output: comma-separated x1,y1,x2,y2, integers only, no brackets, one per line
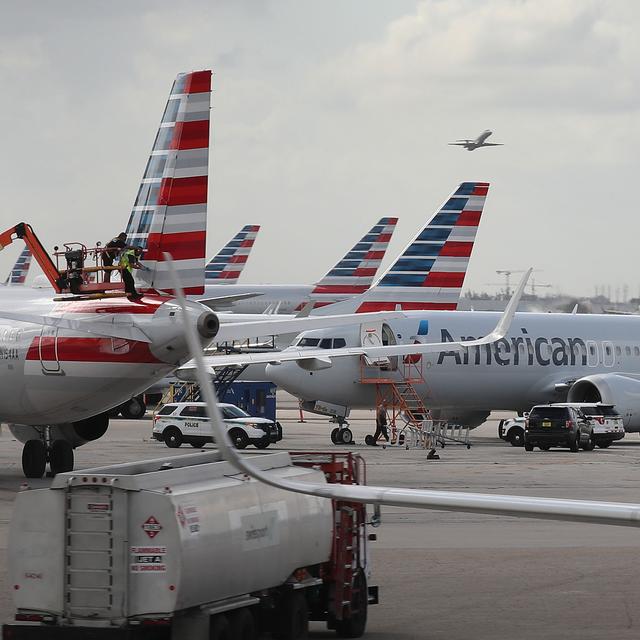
568,373,640,431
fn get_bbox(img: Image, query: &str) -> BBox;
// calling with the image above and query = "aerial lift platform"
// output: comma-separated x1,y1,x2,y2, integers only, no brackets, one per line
0,222,129,300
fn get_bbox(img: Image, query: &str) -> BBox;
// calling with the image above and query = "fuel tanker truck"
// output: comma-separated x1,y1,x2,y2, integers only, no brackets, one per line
3,450,377,640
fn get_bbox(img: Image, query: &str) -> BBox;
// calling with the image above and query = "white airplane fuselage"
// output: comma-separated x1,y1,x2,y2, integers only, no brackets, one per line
0,287,209,425
265,311,640,429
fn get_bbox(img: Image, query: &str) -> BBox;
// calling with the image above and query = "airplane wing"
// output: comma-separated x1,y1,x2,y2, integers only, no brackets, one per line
214,309,411,343
198,292,263,310
448,142,469,146
167,259,640,530
480,143,503,147
177,269,530,374
0,310,152,343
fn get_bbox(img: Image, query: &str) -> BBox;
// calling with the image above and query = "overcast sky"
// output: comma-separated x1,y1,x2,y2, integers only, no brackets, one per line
1,1,638,298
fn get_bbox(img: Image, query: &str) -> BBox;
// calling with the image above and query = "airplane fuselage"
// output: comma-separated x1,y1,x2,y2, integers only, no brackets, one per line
265,311,640,428
0,288,205,424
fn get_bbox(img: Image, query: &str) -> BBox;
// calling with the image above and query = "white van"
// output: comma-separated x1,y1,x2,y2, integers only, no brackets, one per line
152,402,282,449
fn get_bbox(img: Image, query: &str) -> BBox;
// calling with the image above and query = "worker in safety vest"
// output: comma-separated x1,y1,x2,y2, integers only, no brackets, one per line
102,232,128,283
119,247,144,300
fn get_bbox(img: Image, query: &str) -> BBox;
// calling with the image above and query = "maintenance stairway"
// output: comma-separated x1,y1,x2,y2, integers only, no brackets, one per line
360,357,471,449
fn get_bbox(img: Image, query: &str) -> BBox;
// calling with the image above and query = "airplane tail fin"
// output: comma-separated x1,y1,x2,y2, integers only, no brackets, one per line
315,182,489,314
5,248,32,285
126,70,212,295
307,217,398,308
205,225,260,284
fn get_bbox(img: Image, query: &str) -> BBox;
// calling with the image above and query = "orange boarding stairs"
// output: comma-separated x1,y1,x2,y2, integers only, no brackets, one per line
360,355,433,448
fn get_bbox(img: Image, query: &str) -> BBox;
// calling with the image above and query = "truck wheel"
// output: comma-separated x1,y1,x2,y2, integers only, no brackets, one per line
335,570,368,638
229,428,250,450
570,435,580,452
508,428,525,447
524,443,534,452
22,440,47,478
163,427,183,448
275,591,308,640
230,608,257,640
120,396,146,420
209,614,232,640
598,441,612,449
190,438,207,448
50,440,74,475
581,432,596,451
331,428,341,444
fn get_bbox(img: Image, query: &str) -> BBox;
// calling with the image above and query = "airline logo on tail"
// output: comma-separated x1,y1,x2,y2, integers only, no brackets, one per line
356,182,489,312
126,70,211,295
205,225,260,284
307,217,398,307
5,248,32,285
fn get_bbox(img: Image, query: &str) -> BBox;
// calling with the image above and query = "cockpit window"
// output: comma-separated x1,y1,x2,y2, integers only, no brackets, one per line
298,337,320,347
319,338,332,349
333,338,346,348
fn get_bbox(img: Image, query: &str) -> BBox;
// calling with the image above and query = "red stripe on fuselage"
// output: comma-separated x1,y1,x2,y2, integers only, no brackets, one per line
54,295,165,314
145,230,206,261
159,176,208,206
26,337,162,364
356,301,458,312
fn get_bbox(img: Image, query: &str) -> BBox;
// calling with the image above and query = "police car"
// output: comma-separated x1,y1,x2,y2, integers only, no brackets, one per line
152,402,283,450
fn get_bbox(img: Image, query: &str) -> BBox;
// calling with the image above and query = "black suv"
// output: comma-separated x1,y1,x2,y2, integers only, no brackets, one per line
524,405,594,452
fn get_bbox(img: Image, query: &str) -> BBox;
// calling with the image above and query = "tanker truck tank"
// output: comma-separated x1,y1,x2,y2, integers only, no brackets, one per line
5,450,375,639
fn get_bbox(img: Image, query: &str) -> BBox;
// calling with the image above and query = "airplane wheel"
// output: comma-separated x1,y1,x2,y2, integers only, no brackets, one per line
120,396,146,420
331,428,341,444
22,440,47,479
340,428,353,445
50,440,74,475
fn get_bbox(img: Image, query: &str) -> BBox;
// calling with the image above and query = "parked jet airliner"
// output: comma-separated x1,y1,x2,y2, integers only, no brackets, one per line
449,130,503,151
0,69,409,477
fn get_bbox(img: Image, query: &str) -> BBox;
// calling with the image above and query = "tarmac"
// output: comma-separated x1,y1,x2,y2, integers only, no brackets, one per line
1,393,640,639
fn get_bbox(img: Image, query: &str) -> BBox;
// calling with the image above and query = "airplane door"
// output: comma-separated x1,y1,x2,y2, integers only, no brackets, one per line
360,322,389,367
39,326,61,373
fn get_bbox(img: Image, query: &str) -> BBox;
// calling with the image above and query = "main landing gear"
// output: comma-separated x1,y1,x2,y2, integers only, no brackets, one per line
21,429,74,478
330,419,353,445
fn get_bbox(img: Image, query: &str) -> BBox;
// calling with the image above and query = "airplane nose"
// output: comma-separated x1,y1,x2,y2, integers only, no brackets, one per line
266,362,309,397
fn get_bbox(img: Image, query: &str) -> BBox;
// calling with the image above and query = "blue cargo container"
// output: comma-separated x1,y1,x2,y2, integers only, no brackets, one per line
218,380,277,423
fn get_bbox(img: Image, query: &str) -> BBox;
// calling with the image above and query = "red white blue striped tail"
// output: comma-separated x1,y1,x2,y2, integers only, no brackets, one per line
354,182,489,312
205,225,260,284
308,217,398,307
126,70,211,295
5,248,32,285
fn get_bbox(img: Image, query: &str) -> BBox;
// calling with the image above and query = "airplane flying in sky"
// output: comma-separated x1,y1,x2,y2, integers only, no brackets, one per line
198,217,399,314
205,225,260,284
0,69,406,477
449,129,503,151
3,248,32,285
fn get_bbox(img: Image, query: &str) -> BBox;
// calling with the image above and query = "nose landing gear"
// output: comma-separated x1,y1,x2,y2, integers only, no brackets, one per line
21,428,75,478
330,419,353,445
